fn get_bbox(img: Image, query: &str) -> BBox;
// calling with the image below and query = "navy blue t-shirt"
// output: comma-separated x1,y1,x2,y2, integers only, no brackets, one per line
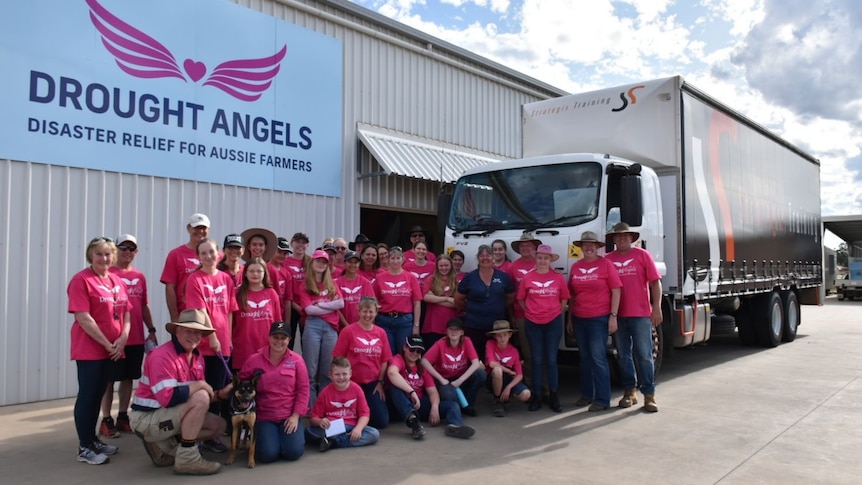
457,269,514,330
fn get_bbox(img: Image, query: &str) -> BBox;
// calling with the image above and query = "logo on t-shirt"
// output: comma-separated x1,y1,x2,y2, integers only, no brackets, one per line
341,286,361,294
411,272,430,280
384,281,407,288
353,337,383,356
613,258,639,277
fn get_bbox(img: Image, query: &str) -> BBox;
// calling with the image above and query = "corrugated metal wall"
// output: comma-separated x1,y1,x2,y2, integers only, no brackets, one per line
0,0,561,405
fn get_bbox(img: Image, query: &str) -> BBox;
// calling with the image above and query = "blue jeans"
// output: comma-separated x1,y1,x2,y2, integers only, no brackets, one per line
254,419,305,463
74,359,110,448
389,387,464,426
524,315,563,393
375,313,414,356
358,382,390,429
574,316,611,407
615,317,656,394
436,368,487,408
305,424,379,448
301,316,338,405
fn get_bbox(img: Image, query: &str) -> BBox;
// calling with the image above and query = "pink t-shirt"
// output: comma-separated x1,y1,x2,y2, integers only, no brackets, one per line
455,272,467,284
240,348,309,422
220,267,243,289
422,277,458,335
232,287,283,370
517,270,571,324
332,323,392,385
507,258,537,319
568,257,622,318
184,270,238,357
267,263,290,309
310,381,369,427
403,260,434,289
373,271,422,314
283,256,307,303
68,268,131,360
296,282,343,329
606,248,661,318
160,244,200,312
485,340,523,375
110,266,149,345
358,267,378,284
334,274,375,327
388,354,435,399
424,337,479,379
494,260,513,273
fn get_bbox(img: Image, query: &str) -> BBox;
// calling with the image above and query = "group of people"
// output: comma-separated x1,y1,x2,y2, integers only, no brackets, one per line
68,213,663,475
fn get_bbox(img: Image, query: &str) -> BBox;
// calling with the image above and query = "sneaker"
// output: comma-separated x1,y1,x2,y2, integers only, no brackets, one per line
91,439,118,456
115,414,133,433
199,438,228,454
135,432,175,467
588,403,610,412
318,436,334,453
99,417,120,439
574,397,592,407
462,406,477,417
492,399,506,417
445,424,476,439
77,446,109,465
408,415,426,440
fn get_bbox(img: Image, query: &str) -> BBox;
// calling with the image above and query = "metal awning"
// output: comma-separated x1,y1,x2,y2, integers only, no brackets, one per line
824,215,862,244
357,124,502,183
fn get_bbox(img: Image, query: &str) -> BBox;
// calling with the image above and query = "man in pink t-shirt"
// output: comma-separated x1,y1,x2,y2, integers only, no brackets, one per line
160,213,212,321
606,223,662,412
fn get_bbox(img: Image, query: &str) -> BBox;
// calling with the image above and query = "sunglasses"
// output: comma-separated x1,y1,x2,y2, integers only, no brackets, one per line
410,233,424,238
90,236,114,244
117,245,137,252
335,246,348,251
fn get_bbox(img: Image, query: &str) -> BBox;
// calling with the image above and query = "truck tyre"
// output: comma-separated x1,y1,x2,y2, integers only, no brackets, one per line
651,324,664,375
734,302,756,346
781,290,800,342
755,291,784,347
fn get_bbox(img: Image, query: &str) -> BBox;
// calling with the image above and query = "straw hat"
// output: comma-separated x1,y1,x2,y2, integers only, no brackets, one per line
511,231,543,252
572,231,606,248
486,320,517,335
165,309,215,336
241,227,277,262
607,222,640,242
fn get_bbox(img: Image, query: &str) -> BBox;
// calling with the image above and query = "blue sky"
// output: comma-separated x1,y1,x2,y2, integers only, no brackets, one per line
350,0,862,247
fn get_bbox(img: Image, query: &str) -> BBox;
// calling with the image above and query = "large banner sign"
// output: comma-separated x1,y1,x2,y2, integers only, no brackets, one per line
0,0,344,196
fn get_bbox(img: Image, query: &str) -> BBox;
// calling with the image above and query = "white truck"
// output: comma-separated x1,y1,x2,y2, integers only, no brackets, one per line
837,259,862,300
441,76,822,368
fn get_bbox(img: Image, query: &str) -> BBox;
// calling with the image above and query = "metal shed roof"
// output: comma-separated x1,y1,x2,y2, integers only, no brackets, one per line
357,124,503,183
823,215,862,244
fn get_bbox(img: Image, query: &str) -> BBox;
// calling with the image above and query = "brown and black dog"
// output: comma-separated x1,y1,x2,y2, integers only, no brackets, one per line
225,370,261,468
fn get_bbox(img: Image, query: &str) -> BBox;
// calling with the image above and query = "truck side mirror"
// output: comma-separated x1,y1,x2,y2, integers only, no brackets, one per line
620,174,643,227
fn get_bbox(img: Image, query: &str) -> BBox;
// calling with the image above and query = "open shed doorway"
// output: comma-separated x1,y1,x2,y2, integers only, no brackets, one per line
359,207,440,256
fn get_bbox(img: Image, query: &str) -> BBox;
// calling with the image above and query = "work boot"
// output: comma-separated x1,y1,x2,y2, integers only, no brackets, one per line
173,445,221,475
549,392,562,413
528,395,542,412
407,412,426,440
492,398,506,417
643,394,658,413
135,432,175,467
618,388,638,408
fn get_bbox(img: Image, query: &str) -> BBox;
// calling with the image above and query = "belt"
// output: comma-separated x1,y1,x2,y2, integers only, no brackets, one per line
385,312,407,318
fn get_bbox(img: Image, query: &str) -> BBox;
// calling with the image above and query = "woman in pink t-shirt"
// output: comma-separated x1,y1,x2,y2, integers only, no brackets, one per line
567,231,621,412
358,244,379,283
372,246,422,356
449,250,468,283
403,241,433,288
422,254,458,349
68,237,130,464
232,258,282,372
297,249,344,405
517,244,570,412
217,233,245,288
491,239,512,273
334,251,375,330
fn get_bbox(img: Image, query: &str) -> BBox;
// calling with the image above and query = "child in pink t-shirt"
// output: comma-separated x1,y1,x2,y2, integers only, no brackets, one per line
485,320,532,417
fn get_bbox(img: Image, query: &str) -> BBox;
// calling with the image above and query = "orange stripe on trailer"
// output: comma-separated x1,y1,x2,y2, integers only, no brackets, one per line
708,111,738,262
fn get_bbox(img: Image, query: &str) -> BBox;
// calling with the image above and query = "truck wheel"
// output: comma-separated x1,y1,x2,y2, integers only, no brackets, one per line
651,324,664,375
781,291,800,342
755,291,784,347
734,302,756,346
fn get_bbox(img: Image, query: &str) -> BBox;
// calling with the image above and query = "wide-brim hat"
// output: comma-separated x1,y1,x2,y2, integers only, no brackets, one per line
573,231,606,248
241,227,277,262
486,320,517,335
166,309,215,336
607,222,640,242
407,225,430,237
536,244,560,262
511,231,543,252
348,233,373,251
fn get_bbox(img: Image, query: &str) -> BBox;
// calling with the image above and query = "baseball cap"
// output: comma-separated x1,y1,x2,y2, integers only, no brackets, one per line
291,232,309,243
223,234,243,248
311,249,330,262
344,250,360,261
117,234,137,246
446,317,464,330
276,237,292,252
405,335,425,352
322,243,337,254
188,213,211,228
270,321,291,337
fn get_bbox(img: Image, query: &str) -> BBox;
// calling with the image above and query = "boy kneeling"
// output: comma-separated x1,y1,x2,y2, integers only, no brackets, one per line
485,320,532,417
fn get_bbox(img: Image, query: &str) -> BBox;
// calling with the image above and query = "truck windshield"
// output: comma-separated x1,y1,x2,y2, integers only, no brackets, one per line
448,161,602,232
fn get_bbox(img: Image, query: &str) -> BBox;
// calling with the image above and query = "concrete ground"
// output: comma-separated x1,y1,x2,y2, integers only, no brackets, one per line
1,297,860,484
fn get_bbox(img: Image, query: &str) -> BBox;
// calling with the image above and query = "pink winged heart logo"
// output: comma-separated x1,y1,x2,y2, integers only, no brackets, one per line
86,0,287,102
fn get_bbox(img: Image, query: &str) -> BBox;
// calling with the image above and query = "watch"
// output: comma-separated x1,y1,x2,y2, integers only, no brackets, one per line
610,313,618,317
148,327,157,333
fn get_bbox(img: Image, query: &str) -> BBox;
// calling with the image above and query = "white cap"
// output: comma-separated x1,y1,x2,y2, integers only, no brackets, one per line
117,234,137,245
187,213,211,228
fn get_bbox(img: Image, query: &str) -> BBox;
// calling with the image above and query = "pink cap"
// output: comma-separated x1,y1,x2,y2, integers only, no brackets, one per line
311,249,330,262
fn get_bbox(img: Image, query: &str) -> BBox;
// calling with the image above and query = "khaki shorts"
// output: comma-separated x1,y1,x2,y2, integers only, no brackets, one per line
130,406,183,442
